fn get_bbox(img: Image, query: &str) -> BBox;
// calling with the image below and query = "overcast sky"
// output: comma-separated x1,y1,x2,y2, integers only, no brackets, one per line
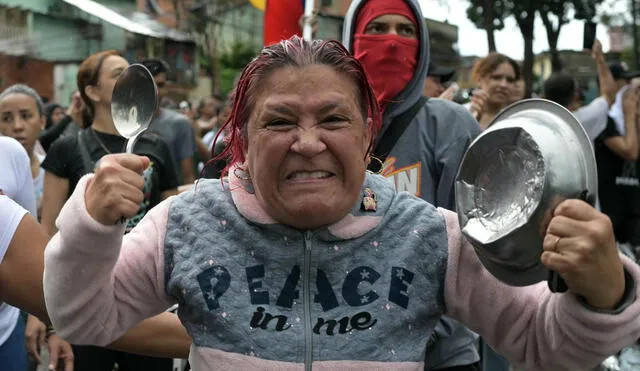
418,0,626,60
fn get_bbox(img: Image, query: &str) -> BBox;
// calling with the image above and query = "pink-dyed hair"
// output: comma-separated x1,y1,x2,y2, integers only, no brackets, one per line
211,36,382,178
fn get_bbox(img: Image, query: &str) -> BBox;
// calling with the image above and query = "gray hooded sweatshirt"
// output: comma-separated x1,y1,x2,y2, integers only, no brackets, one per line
343,0,482,368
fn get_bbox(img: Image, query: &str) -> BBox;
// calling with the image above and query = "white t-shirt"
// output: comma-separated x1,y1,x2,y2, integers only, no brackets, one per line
0,136,36,345
0,197,27,262
609,85,629,136
574,96,610,142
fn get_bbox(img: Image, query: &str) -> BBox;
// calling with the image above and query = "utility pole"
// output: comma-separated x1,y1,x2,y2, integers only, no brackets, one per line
633,0,640,69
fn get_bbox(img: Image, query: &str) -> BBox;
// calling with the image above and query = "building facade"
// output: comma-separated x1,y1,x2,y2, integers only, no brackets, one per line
0,0,195,105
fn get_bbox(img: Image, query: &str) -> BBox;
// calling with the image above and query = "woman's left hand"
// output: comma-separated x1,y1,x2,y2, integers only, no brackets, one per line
542,199,625,310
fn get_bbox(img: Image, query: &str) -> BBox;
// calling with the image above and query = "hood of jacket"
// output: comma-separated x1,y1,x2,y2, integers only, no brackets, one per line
342,0,430,126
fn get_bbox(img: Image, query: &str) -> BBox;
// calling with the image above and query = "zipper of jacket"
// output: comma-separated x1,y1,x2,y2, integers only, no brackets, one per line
303,231,313,371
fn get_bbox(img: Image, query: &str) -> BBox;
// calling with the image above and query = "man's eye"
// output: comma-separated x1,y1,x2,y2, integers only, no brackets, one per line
366,24,383,34
400,27,416,37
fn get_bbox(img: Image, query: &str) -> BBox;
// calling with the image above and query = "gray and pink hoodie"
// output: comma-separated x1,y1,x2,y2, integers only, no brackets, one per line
44,172,640,371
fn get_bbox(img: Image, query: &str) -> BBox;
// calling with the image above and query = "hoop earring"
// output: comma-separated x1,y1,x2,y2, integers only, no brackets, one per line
233,167,251,181
367,155,385,175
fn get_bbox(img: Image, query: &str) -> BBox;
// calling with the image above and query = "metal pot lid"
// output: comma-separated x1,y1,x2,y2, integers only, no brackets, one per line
455,98,598,286
489,98,598,197
457,124,547,244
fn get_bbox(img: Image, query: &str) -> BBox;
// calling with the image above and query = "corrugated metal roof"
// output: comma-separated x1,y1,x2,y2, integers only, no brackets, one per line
61,0,193,42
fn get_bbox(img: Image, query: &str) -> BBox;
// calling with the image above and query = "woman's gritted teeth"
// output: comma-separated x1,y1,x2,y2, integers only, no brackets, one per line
286,170,335,181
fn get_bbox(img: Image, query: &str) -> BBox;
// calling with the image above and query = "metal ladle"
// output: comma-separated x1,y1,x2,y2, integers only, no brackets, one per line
111,63,157,226
111,63,158,153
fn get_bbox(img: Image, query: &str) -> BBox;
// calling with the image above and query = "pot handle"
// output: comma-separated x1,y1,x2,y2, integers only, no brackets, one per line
548,190,595,293
548,270,567,293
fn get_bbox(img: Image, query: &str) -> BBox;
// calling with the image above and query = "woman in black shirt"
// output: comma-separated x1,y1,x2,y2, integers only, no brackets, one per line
40,50,179,371
41,50,178,237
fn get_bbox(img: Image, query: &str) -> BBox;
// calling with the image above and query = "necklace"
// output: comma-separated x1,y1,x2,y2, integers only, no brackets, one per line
90,128,112,154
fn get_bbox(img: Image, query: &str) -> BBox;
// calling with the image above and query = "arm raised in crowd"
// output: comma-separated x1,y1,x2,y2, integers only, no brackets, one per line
605,87,640,161
39,116,72,152
592,40,617,106
39,98,86,152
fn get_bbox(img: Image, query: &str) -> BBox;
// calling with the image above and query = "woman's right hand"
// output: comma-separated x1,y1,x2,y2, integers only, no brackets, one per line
67,94,85,127
439,83,459,101
85,154,150,225
591,39,603,59
469,89,488,121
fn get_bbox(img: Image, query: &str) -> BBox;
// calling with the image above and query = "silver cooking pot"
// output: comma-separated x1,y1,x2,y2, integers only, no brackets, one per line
455,99,598,287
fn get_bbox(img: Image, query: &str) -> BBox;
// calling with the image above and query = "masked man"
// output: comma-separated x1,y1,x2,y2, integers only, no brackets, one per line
343,1,482,369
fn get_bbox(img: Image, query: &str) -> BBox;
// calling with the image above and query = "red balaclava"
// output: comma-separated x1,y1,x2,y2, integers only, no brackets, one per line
353,0,419,111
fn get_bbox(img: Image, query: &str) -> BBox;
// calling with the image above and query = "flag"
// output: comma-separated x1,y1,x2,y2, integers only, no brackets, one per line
263,0,305,46
249,0,266,11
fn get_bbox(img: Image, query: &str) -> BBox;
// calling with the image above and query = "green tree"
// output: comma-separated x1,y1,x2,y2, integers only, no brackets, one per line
538,0,604,73
621,45,635,67
467,0,608,97
466,0,536,96
466,0,507,52
504,0,536,98
538,0,569,72
186,0,246,95
218,41,260,95
219,41,259,69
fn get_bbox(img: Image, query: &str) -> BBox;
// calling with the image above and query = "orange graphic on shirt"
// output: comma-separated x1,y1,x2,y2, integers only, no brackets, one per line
380,157,422,197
